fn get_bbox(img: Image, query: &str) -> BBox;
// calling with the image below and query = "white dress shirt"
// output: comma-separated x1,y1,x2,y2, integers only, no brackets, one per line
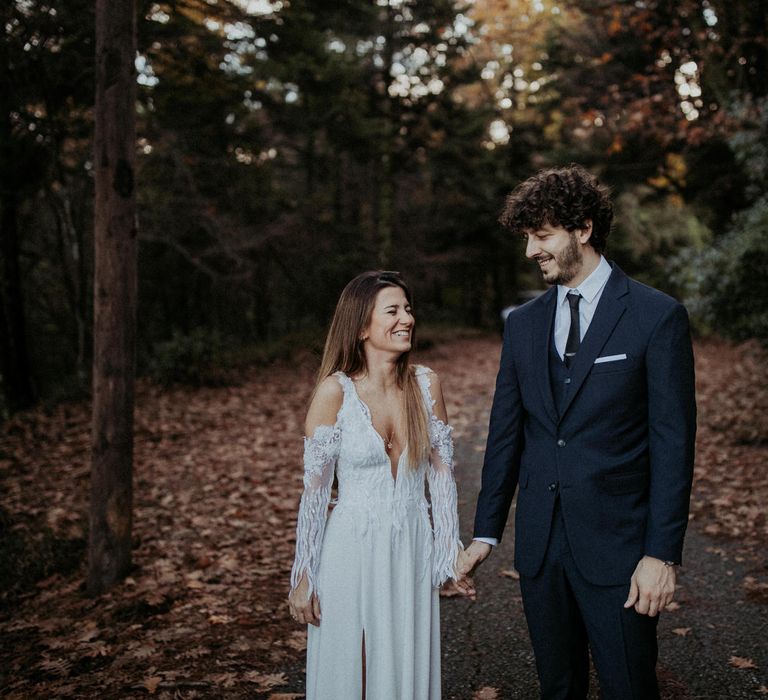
553,255,612,361
474,256,612,548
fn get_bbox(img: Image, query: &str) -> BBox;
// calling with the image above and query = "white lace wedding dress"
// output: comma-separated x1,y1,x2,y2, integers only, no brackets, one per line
290,365,461,700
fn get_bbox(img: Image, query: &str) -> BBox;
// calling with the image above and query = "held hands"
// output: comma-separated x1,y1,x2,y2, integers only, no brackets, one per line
452,548,478,598
442,541,493,599
624,555,677,617
442,545,482,598
458,540,493,578
288,573,321,626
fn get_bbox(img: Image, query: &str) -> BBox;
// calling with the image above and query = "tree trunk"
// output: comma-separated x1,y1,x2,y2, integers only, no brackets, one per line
0,38,35,412
376,6,396,267
88,0,137,596
0,190,35,411
49,183,88,388
305,127,316,199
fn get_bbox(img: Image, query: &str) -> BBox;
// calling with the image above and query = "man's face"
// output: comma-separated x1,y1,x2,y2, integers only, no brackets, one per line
525,223,584,286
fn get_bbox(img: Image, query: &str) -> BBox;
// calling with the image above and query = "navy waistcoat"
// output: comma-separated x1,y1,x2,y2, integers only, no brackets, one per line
549,332,572,415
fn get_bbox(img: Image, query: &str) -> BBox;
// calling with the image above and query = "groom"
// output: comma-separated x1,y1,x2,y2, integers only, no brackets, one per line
460,165,696,699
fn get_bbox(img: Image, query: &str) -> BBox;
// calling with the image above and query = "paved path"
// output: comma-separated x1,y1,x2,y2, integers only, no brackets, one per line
271,340,768,699
443,417,768,699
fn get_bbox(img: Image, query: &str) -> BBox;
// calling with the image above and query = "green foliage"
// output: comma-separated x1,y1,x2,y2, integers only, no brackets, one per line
229,329,326,365
728,96,768,200
610,187,711,294
148,328,228,386
669,96,768,342
669,198,768,342
145,327,328,386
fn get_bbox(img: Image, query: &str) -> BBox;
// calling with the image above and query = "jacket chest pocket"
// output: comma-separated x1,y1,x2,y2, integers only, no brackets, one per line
590,354,640,376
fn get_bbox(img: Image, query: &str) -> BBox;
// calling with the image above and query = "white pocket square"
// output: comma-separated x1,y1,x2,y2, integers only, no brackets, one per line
594,353,627,364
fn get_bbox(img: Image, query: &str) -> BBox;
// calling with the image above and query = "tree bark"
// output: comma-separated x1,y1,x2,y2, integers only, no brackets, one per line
0,190,35,411
376,6,396,267
88,0,137,596
0,36,35,411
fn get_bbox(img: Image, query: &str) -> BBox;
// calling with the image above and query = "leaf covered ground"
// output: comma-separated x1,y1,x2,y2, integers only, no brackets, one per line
0,335,766,698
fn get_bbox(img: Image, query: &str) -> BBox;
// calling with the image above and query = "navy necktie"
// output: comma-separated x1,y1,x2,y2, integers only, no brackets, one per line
564,292,582,368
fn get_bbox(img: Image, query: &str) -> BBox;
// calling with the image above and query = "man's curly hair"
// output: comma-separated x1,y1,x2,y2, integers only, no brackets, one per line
499,164,613,253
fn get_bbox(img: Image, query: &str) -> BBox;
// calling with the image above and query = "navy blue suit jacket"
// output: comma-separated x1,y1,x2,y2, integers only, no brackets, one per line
474,264,697,586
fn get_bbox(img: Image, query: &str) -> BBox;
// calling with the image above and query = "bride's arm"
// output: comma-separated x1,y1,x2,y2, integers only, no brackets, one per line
288,377,343,625
424,371,467,590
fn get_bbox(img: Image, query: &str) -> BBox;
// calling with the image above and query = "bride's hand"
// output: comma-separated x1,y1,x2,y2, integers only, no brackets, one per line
441,576,476,599
451,548,477,599
288,573,321,626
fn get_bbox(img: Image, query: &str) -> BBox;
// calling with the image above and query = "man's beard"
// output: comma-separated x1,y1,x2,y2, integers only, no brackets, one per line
540,233,583,285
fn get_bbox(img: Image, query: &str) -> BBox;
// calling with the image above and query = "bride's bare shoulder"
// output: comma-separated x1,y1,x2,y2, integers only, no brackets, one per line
305,375,344,436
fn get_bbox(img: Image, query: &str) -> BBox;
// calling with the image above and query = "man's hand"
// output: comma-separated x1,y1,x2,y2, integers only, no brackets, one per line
457,540,493,578
447,548,477,599
624,555,677,617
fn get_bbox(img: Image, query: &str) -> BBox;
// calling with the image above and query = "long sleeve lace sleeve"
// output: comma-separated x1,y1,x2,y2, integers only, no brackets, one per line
290,424,341,597
427,415,463,588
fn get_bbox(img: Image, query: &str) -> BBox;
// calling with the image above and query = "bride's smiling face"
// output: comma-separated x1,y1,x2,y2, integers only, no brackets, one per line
362,286,414,355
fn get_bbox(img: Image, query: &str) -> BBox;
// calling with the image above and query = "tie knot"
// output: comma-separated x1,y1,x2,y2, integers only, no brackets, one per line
567,291,581,309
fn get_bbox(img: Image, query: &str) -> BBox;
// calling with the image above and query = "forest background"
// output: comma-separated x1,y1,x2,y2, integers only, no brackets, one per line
2,0,767,414
2,1,768,697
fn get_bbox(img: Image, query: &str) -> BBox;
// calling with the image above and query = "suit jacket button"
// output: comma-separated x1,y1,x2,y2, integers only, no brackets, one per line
548,482,557,492
564,378,571,384
557,439,566,447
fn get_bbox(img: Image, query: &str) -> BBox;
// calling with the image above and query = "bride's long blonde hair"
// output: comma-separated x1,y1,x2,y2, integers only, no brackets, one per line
315,271,430,469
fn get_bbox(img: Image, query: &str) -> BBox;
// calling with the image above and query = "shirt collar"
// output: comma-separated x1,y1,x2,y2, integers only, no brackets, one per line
557,255,612,306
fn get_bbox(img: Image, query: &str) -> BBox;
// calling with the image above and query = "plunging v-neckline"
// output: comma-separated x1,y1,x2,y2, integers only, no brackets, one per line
346,375,405,483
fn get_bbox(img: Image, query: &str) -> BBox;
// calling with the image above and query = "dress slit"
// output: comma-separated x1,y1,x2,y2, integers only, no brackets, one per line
361,630,367,700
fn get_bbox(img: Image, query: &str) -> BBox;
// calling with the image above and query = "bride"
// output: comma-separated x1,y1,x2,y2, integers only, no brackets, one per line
288,270,473,699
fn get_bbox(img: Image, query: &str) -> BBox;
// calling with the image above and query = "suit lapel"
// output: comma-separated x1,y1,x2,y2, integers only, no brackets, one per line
558,264,629,421
532,287,559,425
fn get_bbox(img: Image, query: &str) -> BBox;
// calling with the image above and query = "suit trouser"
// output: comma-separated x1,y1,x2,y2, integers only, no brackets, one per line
519,498,660,700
